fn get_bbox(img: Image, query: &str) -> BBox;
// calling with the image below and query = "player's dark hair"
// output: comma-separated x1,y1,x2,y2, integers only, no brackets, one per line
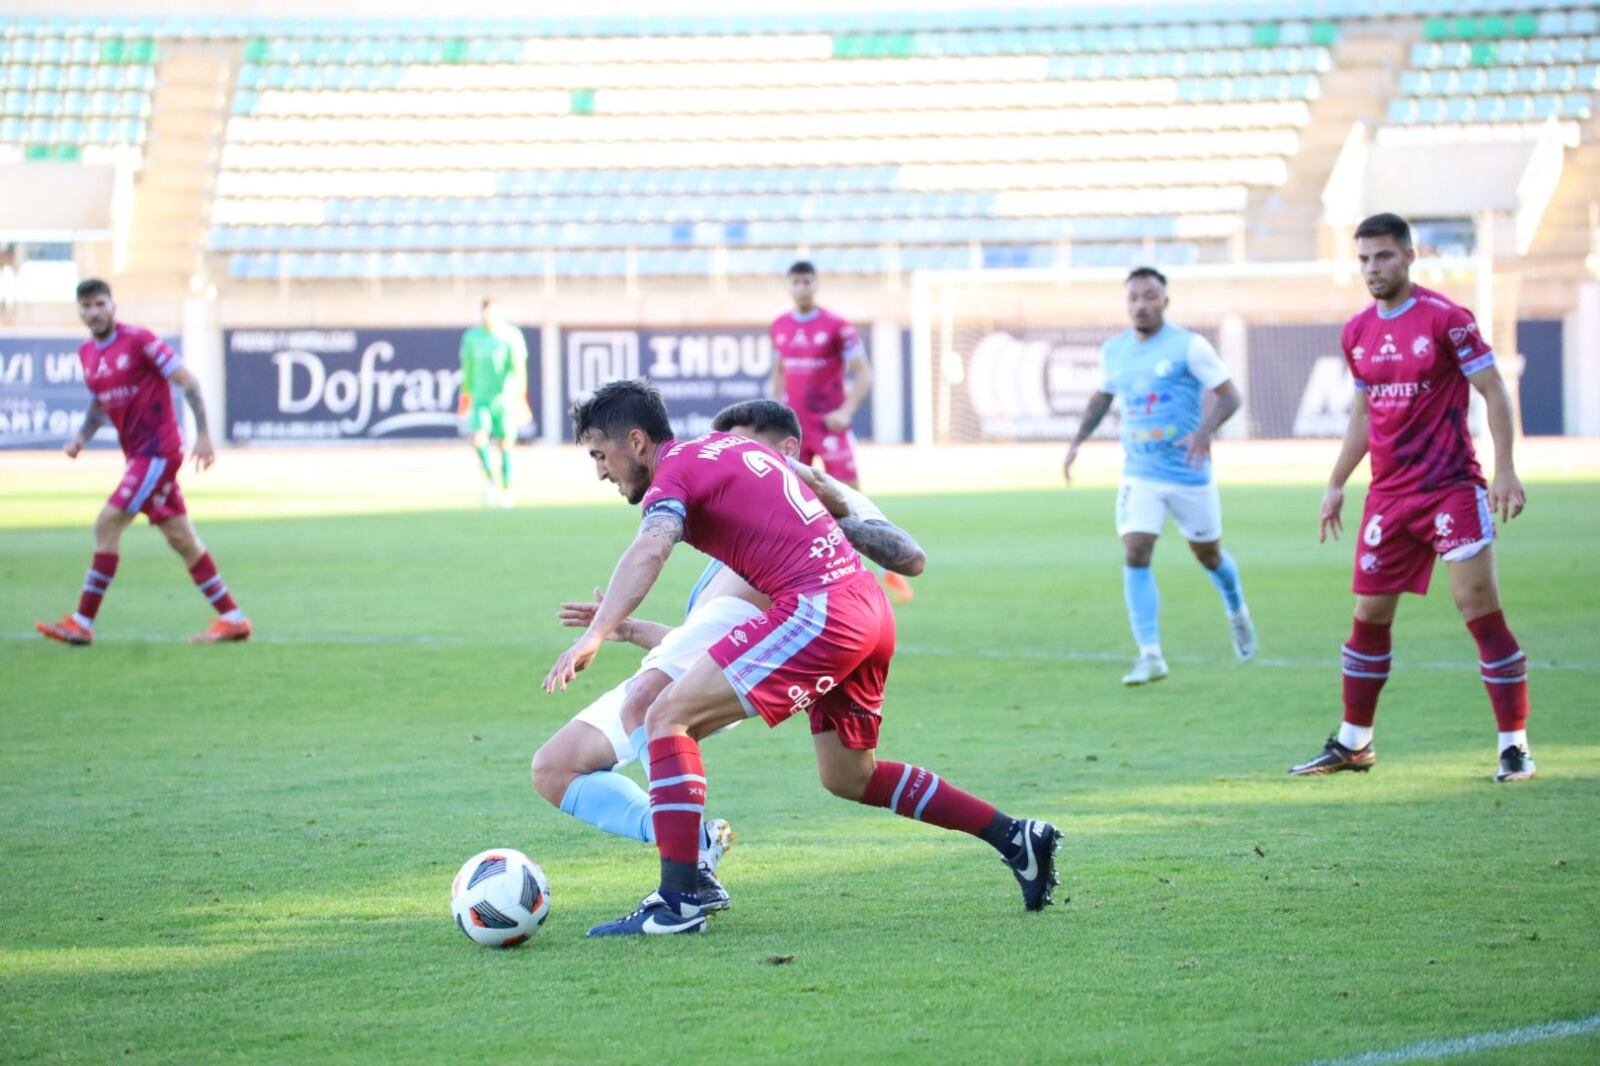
711,399,804,443
1125,266,1167,287
75,277,112,301
787,260,816,277
1354,212,1412,248
570,378,673,445
480,296,496,311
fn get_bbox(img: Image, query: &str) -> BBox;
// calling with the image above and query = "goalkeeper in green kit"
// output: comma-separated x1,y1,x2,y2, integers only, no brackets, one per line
458,297,531,508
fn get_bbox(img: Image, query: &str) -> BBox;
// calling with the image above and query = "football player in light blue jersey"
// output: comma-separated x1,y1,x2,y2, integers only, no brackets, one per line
529,400,926,909
1062,267,1257,684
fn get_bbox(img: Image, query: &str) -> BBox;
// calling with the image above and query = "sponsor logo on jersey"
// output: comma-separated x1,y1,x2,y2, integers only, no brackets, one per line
1351,345,1365,362
1412,335,1431,357
1374,334,1401,362
1448,322,1478,346
1369,381,1421,400
809,527,844,559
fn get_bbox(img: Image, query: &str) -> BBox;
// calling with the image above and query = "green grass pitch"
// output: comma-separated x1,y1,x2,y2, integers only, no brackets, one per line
2,477,1597,1064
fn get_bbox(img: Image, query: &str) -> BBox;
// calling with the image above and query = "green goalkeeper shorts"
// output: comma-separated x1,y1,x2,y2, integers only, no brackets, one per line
468,399,510,441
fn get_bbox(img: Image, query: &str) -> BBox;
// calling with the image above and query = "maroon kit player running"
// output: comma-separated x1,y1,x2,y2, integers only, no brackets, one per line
35,278,250,646
1289,213,1532,782
770,260,913,603
544,379,1059,936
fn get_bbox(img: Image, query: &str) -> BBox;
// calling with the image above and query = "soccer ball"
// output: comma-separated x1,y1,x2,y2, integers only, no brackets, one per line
450,848,551,948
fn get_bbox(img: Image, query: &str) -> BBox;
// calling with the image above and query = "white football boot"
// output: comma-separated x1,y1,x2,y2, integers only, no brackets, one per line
1228,608,1257,662
1121,652,1169,686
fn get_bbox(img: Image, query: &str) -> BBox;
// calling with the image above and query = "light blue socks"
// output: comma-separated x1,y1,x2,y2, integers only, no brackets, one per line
1205,550,1246,613
559,771,654,843
1123,564,1161,651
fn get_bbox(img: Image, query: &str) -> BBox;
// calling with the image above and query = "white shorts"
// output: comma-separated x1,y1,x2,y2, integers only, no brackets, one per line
1115,476,1223,542
574,595,763,766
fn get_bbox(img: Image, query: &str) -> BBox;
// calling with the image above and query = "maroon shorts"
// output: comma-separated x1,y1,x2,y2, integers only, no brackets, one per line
1353,482,1494,596
797,421,860,483
110,453,187,523
707,570,894,750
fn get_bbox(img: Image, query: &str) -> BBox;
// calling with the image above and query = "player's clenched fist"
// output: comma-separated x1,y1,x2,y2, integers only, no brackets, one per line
1319,485,1344,542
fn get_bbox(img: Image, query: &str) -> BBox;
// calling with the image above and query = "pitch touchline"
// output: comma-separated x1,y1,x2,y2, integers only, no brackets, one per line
1306,1012,1600,1065
3,631,1595,673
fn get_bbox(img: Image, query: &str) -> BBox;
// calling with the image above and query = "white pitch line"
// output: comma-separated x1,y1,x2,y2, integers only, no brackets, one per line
3,630,1595,673
1308,1012,1600,1065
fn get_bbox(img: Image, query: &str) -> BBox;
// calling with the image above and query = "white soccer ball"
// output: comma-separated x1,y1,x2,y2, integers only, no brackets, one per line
450,847,551,948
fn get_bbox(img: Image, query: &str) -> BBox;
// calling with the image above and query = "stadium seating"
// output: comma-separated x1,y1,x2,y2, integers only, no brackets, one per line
0,24,155,163
1388,10,1599,126
7,3,1598,279
201,15,1341,280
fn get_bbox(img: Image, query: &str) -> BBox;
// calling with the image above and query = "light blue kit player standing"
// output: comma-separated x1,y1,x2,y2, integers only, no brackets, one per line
1062,266,1257,684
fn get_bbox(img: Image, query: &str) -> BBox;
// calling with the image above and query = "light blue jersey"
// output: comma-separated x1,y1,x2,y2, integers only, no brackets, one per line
1097,323,1230,488
684,559,724,618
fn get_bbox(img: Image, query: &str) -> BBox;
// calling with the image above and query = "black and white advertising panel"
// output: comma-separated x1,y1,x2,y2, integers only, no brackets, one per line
0,333,179,450
562,327,873,441
224,328,539,443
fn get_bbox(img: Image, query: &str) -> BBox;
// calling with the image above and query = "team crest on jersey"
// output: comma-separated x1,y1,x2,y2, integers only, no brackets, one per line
1434,512,1453,539
730,629,749,647
815,331,830,344
1412,336,1431,357
1448,323,1478,346
1153,359,1173,377
1359,552,1380,574
116,354,130,370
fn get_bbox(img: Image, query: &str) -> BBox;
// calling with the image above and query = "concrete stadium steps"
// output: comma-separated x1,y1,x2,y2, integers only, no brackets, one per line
1248,32,1408,261
121,42,238,293
1528,118,1600,262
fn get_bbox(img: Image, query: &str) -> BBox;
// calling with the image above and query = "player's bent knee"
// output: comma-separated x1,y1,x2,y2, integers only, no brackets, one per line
529,744,576,809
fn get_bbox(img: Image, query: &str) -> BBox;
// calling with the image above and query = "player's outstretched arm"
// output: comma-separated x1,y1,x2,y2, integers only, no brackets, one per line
65,399,107,458
839,516,926,577
1468,364,1526,522
168,366,215,471
543,510,683,693
1321,390,1371,543
556,587,672,649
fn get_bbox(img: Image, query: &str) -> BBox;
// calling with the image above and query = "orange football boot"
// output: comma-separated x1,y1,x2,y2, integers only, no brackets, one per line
190,617,252,643
882,571,915,604
36,615,93,646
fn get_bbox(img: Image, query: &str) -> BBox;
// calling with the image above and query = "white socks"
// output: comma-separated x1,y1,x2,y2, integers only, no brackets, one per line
1138,643,1163,660
1337,722,1374,751
1498,730,1528,752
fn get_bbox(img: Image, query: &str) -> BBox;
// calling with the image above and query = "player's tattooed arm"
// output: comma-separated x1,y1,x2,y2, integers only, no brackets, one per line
75,398,107,442
1063,391,1114,482
173,373,209,436
639,509,685,546
1072,391,1114,444
839,516,926,577
66,399,107,457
